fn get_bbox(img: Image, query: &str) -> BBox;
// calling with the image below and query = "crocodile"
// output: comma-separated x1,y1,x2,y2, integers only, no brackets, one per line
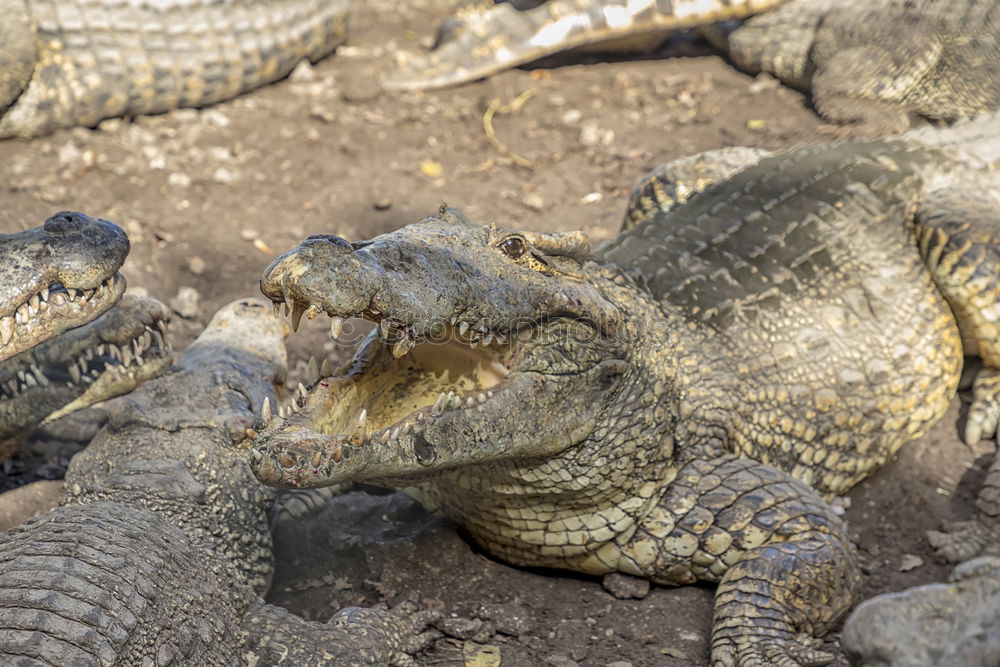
840,556,1000,666
0,298,436,665
248,113,1000,665
0,0,349,139
0,294,172,459
0,211,128,362
385,0,1000,132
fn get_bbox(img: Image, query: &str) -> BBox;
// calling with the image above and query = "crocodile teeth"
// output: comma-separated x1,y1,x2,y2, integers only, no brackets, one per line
297,382,308,399
290,302,306,332
349,409,367,446
329,317,345,340
379,319,394,340
331,445,343,463
458,321,469,337
320,359,333,377
307,357,320,385
380,430,391,444
69,364,81,384
272,302,282,317
431,392,447,416
392,336,414,359
262,397,273,423
40,287,49,301
30,364,49,387
0,317,13,345
305,304,322,320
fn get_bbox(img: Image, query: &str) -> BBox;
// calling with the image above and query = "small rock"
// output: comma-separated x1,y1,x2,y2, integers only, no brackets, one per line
212,167,237,184
289,60,317,82
168,172,191,188
187,256,206,276
523,193,545,210
240,229,258,241
479,602,533,636
602,572,650,599
438,617,493,642
660,647,688,659
545,656,578,667
560,109,582,125
373,198,392,211
201,109,230,128
169,287,202,320
899,554,924,572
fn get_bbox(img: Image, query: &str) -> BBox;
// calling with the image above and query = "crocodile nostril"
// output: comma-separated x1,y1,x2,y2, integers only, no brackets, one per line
43,211,92,235
302,234,354,254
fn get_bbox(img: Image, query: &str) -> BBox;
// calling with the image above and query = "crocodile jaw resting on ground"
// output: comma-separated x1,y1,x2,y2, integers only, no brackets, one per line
0,211,128,362
251,114,1000,664
0,0,349,139
0,298,436,665
0,294,173,459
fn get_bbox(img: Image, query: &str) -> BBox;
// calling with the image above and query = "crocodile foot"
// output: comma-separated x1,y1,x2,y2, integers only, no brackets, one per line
712,634,834,667
966,368,1000,445
928,518,1000,563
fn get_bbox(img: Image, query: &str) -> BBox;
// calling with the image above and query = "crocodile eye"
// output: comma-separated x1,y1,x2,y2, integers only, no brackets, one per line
499,236,526,259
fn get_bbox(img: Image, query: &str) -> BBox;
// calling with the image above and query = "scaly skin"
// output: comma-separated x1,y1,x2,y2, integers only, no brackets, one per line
249,115,1000,665
387,0,1000,132
0,299,436,665
385,0,788,91
0,211,128,362
840,556,1000,667
0,294,173,459
0,0,349,139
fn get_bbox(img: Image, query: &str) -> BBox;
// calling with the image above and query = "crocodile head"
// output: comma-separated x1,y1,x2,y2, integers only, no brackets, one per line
0,212,129,361
0,295,173,457
251,207,635,488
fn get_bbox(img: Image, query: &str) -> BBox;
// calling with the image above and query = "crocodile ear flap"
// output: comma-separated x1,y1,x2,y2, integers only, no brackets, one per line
522,230,592,262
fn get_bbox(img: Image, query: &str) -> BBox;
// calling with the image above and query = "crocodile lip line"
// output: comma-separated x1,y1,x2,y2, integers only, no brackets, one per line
249,294,518,487
0,274,126,357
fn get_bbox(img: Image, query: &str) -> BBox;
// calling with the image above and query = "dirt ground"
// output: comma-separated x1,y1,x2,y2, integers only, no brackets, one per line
0,1,993,665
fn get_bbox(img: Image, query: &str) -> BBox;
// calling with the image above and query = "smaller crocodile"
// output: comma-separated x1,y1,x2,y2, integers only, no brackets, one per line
0,211,128,361
0,294,172,459
0,298,435,665
0,0,349,139
840,556,1000,667
387,0,1000,132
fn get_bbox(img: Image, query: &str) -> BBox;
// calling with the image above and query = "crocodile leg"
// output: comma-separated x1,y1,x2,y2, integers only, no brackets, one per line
622,146,772,230
916,189,1000,561
618,455,859,666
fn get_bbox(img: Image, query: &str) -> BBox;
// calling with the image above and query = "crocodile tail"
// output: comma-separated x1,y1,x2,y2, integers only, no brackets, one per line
0,0,36,117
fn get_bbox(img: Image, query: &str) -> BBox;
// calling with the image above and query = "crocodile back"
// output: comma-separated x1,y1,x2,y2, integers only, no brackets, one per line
0,0,349,138
599,141,929,332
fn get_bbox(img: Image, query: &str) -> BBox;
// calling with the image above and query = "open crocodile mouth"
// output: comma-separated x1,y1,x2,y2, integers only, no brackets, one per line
0,274,126,356
251,303,519,477
0,307,171,404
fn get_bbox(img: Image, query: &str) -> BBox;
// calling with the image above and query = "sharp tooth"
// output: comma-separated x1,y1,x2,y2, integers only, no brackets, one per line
380,430,391,444
305,304,322,320
465,396,475,407
390,427,400,442
331,445,343,463
156,319,167,333
6,380,15,394
40,287,49,301
320,359,333,376
131,338,141,355
487,391,495,398
279,405,287,418
392,336,414,358
50,293,66,306
85,348,94,361
120,344,133,366
262,397,273,423
291,302,305,332
29,295,39,314
0,317,13,345
272,302,282,317
96,344,106,356
141,331,152,348
329,317,345,340
152,330,165,348
30,364,49,387
69,364,81,384
400,422,412,434
108,345,120,360
431,392,446,416
477,393,487,404
24,372,37,388
349,409,367,446
311,452,323,468
17,370,25,382
83,288,95,300
450,315,458,325
17,303,29,324
297,382,308,398
307,357,320,384
459,321,469,337
379,319,393,340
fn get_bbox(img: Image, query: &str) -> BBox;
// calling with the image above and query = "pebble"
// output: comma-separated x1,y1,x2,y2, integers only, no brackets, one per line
187,256,206,276
169,286,202,319
168,172,192,188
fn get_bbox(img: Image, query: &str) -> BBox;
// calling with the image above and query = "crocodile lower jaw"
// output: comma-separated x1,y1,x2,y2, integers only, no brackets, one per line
0,273,126,361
